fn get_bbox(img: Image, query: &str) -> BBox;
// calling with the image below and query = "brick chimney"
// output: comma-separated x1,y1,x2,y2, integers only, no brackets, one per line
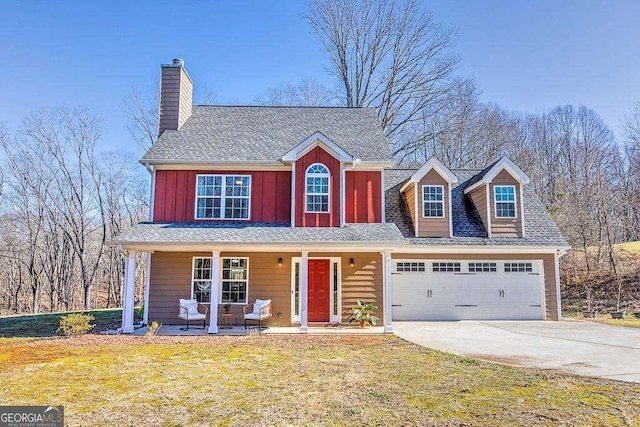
158,58,193,136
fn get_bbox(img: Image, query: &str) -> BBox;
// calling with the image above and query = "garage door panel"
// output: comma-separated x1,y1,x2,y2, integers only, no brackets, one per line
392,260,545,321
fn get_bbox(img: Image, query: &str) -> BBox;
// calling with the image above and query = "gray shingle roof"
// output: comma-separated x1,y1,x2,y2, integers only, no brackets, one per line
385,168,568,247
110,222,406,246
141,106,392,163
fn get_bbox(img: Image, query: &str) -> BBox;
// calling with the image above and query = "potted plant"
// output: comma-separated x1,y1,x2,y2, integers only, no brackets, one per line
223,303,232,314
348,300,378,327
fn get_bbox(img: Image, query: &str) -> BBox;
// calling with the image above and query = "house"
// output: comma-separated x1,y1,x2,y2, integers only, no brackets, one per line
111,59,569,333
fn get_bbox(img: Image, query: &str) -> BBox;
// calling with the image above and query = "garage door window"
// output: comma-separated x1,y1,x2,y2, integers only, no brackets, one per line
468,262,497,272
432,262,461,272
504,262,532,272
396,262,426,272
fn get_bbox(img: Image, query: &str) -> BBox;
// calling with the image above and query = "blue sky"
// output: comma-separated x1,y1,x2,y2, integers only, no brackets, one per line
1,1,638,156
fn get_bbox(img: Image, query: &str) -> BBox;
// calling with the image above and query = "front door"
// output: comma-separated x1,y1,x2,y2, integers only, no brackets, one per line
308,259,330,322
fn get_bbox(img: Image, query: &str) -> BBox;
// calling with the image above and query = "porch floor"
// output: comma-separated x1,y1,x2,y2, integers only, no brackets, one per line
132,324,385,336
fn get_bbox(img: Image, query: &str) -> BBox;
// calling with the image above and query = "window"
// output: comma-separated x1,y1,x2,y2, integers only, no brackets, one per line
432,262,461,272
494,185,516,218
192,257,212,303
396,262,426,272
504,262,532,273
305,163,330,213
422,185,444,217
195,175,251,219
221,258,249,303
468,262,497,272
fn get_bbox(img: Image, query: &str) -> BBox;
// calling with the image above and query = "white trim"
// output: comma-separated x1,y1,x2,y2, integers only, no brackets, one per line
208,251,221,334
486,185,492,238
292,256,342,324
493,185,517,219
520,183,526,237
448,182,453,237
148,166,156,222
381,171,386,223
383,251,393,333
194,174,252,220
400,157,458,193
538,259,547,320
299,252,309,332
142,252,151,325
554,251,563,320
413,182,419,237
290,161,296,226
282,131,354,162
421,184,445,218
150,163,292,171
464,157,530,194
121,250,136,333
340,162,345,226
304,163,331,214
349,161,394,170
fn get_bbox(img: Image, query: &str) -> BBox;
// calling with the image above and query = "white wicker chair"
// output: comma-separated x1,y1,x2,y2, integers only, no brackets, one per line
243,299,272,329
178,298,208,331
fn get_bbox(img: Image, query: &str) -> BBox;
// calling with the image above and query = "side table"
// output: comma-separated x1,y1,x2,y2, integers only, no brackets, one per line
221,313,234,329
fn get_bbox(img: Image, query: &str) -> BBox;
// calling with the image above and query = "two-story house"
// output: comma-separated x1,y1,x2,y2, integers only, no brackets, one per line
111,59,568,333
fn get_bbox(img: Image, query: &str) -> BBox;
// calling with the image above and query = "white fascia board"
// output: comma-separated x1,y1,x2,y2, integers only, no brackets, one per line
149,162,291,171
281,131,354,162
464,157,530,194
350,161,395,170
112,241,407,253
393,246,569,254
409,156,458,184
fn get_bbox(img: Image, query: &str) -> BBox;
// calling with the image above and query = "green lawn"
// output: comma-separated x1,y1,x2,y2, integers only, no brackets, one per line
0,335,638,426
0,309,123,337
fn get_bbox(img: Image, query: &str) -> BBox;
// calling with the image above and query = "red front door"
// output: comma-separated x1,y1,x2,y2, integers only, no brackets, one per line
308,259,330,322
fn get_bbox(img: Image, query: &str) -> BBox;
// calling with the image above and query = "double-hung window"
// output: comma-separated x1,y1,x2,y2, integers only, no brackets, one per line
192,257,212,303
423,185,444,217
221,258,248,304
305,163,330,213
494,185,516,218
196,175,251,219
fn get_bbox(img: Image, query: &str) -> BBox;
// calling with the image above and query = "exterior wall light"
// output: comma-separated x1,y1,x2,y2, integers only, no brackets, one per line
349,258,355,267
278,257,283,267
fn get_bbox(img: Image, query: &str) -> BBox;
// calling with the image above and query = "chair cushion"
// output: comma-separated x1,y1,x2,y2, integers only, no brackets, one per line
244,313,261,320
179,298,200,316
179,312,207,321
253,299,271,314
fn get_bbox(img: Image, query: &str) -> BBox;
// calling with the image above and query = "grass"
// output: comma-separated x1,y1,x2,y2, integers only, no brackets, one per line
0,309,123,338
564,311,640,329
615,241,640,255
0,335,638,426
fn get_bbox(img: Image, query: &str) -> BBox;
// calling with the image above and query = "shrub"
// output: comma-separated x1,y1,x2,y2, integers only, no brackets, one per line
57,313,95,336
145,321,161,336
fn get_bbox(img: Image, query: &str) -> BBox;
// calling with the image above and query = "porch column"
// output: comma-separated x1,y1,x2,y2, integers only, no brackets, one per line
208,250,221,334
299,251,309,333
383,251,393,333
142,252,151,325
121,250,137,333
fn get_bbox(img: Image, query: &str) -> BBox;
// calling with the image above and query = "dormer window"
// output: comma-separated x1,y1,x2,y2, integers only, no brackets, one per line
494,185,516,218
422,185,444,218
305,163,330,213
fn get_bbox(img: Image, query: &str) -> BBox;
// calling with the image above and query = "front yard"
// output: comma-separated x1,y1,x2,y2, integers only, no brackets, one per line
1,335,638,426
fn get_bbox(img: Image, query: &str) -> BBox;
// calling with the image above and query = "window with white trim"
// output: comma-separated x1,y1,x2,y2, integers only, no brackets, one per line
192,257,212,303
222,258,249,303
305,163,330,213
432,262,461,272
494,185,516,218
196,175,251,219
468,262,497,272
423,185,444,217
396,262,426,272
504,262,532,272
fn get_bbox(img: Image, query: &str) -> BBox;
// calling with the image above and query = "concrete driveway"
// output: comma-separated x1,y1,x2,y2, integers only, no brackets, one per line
393,320,640,383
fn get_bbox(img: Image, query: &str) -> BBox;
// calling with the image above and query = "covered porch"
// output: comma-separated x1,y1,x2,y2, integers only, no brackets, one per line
133,324,386,336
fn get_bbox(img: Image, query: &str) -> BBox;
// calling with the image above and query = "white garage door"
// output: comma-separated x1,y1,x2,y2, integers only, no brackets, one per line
392,260,545,321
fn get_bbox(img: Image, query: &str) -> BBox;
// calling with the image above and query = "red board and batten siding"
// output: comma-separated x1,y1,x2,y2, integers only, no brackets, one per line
153,170,291,223
344,171,382,223
294,146,341,227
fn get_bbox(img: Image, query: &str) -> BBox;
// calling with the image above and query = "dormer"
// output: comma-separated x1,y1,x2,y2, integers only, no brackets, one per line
463,157,529,238
400,157,458,237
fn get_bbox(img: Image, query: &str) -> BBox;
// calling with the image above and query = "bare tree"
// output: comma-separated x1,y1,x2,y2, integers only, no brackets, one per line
255,78,334,106
305,0,459,150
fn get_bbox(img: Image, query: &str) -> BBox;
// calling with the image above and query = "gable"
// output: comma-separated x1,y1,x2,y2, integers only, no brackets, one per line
282,132,353,162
